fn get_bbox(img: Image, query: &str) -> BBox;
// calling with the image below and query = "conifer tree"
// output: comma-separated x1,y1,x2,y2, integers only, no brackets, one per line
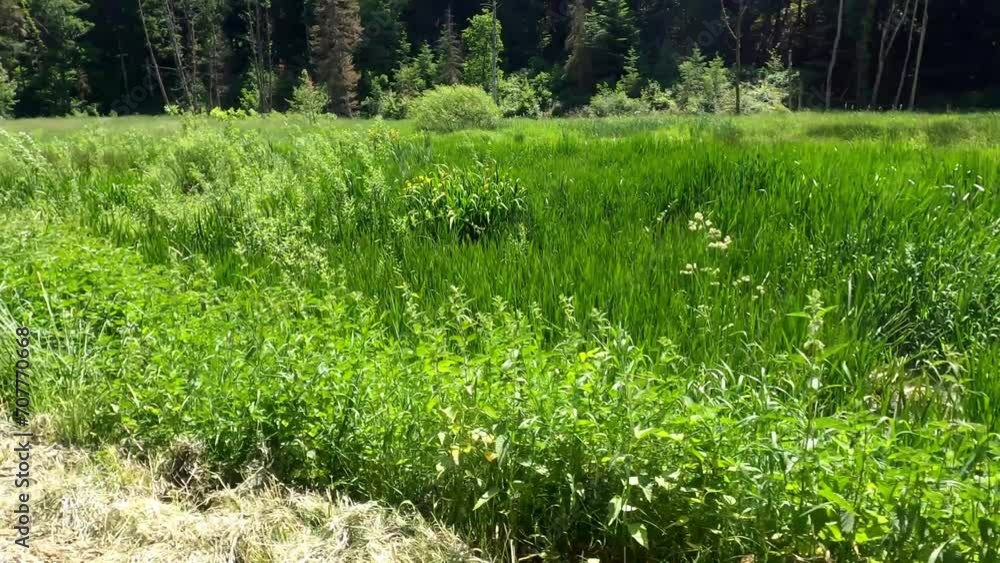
311,0,362,116
564,0,592,90
435,8,463,85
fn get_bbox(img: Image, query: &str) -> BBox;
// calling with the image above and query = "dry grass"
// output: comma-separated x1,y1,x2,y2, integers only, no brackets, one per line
0,417,480,563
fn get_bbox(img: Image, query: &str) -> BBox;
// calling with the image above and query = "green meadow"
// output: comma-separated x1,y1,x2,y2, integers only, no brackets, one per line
1,113,998,561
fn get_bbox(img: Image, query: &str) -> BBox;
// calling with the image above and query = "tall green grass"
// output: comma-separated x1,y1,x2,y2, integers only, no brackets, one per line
1,115,997,561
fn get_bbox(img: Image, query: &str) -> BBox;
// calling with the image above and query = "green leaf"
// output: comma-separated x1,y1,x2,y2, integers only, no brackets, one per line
928,539,953,563
473,487,499,511
607,495,623,526
628,522,648,548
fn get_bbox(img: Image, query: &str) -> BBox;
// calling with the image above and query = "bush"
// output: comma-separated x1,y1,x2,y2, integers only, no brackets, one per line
409,85,501,133
0,65,16,118
583,85,651,117
640,82,679,113
674,48,734,114
741,51,796,114
403,161,524,238
361,74,408,119
288,70,330,121
498,71,554,118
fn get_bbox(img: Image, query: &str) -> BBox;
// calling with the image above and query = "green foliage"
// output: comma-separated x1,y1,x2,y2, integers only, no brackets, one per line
462,9,503,92
583,83,650,117
16,0,92,116
498,71,552,118
238,65,278,113
740,50,798,114
673,48,734,114
358,0,408,79
435,9,463,85
403,161,525,238
618,46,642,97
409,85,501,132
361,74,407,118
208,106,256,121
1,116,999,562
640,81,678,113
394,42,437,98
288,70,331,121
584,0,638,85
0,65,16,118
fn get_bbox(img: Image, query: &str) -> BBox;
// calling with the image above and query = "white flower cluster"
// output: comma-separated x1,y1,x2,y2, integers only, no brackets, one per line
688,212,732,251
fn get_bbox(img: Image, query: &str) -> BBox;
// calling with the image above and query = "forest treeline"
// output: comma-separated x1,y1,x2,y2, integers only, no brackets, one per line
1,0,998,118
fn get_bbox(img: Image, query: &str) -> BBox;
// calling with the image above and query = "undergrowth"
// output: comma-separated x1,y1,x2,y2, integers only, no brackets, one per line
0,116,998,561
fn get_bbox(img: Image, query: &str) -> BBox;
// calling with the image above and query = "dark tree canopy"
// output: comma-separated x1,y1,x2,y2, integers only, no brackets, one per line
0,0,997,117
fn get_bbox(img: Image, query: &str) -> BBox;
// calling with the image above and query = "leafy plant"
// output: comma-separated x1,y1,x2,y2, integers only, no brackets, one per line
403,161,524,238
583,83,650,117
288,69,331,121
0,65,17,118
409,85,501,132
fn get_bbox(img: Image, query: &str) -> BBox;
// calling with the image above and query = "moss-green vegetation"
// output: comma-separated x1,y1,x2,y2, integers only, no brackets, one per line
1,114,998,562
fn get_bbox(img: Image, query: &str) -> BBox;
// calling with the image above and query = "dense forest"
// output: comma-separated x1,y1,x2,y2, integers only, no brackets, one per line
1,0,998,118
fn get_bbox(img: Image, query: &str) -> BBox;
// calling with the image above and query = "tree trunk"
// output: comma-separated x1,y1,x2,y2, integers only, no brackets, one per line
164,0,194,108
187,7,201,110
825,0,845,110
893,0,919,109
138,0,170,107
795,0,804,109
720,0,746,115
872,0,910,108
491,0,498,104
856,0,878,107
909,0,929,111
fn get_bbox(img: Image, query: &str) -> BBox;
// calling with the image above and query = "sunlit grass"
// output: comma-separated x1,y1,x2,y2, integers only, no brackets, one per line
1,114,998,561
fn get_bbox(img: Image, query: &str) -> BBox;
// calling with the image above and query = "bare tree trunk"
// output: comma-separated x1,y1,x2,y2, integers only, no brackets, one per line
720,0,747,115
187,8,201,110
490,0,499,105
893,0,919,109
263,4,274,111
138,0,171,107
796,0,804,109
825,0,845,110
164,0,194,108
908,0,929,111
872,0,910,108
856,0,878,107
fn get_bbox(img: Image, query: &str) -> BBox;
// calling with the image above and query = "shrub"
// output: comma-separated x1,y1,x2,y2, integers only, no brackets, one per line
403,161,524,238
208,107,256,121
361,74,408,119
498,74,533,117
741,51,796,114
288,70,330,121
238,65,277,112
583,85,651,117
674,48,734,114
640,82,679,113
498,71,554,118
409,85,501,133
0,65,16,118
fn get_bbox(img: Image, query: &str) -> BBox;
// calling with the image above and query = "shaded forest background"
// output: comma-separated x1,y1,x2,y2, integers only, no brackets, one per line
1,0,998,118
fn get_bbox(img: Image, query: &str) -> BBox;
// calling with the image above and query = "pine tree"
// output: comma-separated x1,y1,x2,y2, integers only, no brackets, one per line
311,0,362,116
588,0,637,85
359,0,406,80
564,0,592,90
435,8,463,85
